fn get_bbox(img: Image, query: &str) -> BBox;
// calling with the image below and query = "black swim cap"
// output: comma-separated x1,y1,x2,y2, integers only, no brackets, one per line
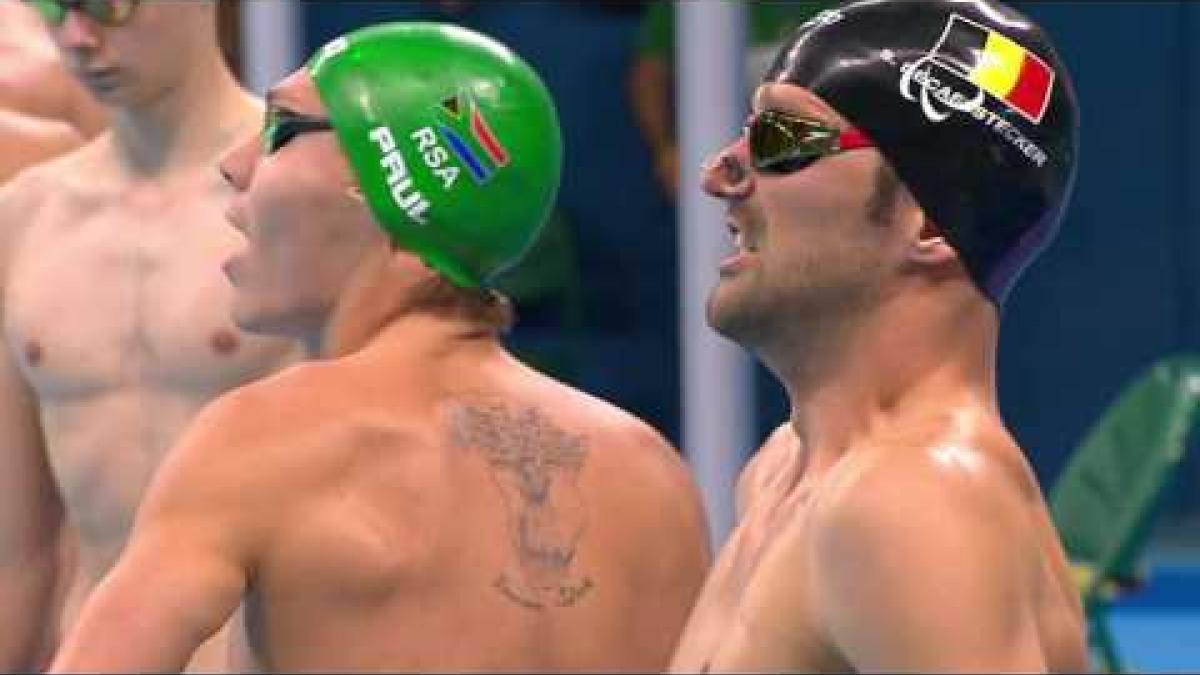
764,0,1079,305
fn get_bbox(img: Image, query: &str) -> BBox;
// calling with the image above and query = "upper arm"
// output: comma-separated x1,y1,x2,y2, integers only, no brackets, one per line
51,505,248,672
0,115,84,184
0,297,60,671
52,397,274,672
0,176,66,669
0,330,59,558
814,464,1044,672
65,88,107,139
642,425,713,571
0,175,61,561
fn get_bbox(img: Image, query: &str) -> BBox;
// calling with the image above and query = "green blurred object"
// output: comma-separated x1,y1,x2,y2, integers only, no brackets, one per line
637,0,839,89
1049,355,1200,673
493,207,584,382
637,0,839,59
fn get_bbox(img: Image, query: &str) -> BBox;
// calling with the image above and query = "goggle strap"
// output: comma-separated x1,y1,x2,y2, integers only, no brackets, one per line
837,127,875,151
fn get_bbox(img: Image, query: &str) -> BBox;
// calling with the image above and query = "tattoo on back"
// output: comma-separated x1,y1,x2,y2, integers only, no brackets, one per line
450,400,594,610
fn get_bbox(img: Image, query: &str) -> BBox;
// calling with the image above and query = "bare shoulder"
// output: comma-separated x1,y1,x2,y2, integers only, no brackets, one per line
549,385,710,548
816,414,1031,549
806,412,1038,626
0,157,62,275
551,383,695,489
747,422,794,480
802,414,1051,669
736,422,794,517
0,150,57,213
501,378,683,462
0,132,103,212
154,361,355,488
0,110,84,177
139,359,391,537
180,358,373,452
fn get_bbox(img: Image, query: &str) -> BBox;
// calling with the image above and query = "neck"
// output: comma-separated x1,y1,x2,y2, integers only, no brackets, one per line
327,310,499,370
109,43,257,174
316,251,497,360
759,282,999,469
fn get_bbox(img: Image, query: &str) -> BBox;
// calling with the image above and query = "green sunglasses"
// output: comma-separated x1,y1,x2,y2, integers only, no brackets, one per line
25,0,139,26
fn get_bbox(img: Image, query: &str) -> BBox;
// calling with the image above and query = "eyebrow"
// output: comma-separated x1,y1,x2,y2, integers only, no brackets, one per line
757,96,822,117
754,85,839,123
264,89,297,113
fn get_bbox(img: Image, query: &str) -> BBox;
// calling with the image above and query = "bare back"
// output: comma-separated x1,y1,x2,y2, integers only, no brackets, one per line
0,137,301,667
671,413,1088,673
231,340,710,671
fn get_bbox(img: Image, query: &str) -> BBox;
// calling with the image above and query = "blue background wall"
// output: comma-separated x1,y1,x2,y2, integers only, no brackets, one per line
299,1,1200,522
1002,2,1200,515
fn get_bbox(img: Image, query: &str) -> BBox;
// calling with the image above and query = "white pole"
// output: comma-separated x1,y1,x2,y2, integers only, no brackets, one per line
677,1,754,548
240,0,302,96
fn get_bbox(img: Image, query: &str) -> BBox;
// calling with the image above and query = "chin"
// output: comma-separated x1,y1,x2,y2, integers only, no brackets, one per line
236,301,326,341
231,301,286,337
706,284,758,345
230,310,273,337
711,269,802,351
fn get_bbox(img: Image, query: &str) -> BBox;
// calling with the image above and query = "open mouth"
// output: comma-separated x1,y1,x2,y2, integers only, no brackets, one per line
80,68,121,90
719,218,761,276
726,215,762,253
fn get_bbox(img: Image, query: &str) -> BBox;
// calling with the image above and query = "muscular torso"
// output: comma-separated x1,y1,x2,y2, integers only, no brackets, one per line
230,348,708,672
3,144,299,668
671,423,1087,673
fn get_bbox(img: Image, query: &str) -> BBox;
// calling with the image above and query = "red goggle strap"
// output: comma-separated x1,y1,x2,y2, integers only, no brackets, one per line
838,127,875,151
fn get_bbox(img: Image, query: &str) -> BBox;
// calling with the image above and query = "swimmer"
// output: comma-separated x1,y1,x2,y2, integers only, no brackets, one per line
670,1,1088,671
51,22,710,672
0,0,301,669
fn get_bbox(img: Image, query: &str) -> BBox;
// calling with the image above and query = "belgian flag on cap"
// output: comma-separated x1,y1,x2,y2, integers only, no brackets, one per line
932,14,1055,124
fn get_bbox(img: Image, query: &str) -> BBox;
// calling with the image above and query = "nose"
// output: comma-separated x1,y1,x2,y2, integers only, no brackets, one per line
701,137,754,201
218,133,260,194
54,9,101,54
219,135,261,235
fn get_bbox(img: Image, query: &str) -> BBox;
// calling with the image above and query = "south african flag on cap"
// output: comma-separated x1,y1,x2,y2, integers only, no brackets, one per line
435,91,511,185
932,14,1055,124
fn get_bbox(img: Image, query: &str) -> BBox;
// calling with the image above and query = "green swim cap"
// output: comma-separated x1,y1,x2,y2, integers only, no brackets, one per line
308,23,563,288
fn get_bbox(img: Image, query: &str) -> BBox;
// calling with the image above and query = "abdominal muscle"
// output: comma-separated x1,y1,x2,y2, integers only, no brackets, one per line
45,388,244,672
